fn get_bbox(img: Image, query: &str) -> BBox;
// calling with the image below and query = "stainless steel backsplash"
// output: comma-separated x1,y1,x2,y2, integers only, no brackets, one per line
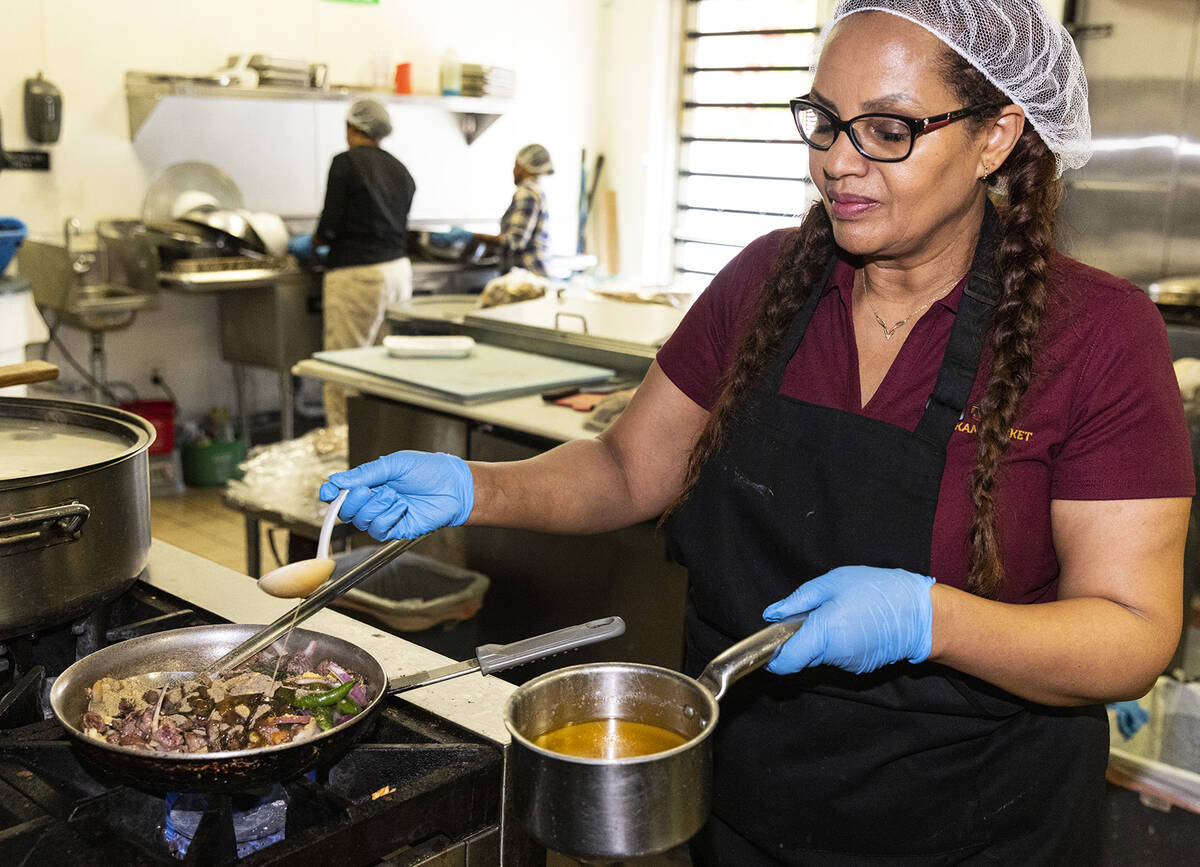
1059,0,1200,287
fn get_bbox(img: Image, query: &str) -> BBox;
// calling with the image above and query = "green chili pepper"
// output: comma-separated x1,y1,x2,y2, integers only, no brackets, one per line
336,698,360,715
293,679,356,709
312,706,335,730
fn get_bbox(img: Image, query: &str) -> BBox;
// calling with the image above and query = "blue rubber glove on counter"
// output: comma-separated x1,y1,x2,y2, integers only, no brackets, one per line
1108,699,1149,739
319,451,474,541
763,566,936,675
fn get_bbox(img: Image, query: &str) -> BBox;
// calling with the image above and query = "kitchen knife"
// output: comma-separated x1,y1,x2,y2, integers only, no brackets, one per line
387,616,626,693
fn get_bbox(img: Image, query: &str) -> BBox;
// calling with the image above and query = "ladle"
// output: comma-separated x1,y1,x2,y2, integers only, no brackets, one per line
257,489,347,598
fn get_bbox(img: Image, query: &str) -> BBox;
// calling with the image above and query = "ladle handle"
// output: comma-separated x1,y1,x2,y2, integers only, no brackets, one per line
316,490,348,560
696,615,808,701
206,534,426,673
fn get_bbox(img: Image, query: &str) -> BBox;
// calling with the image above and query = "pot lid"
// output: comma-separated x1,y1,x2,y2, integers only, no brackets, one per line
142,161,244,223
0,398,154,486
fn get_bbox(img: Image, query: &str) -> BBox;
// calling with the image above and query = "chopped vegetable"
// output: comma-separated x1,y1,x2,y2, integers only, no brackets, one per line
327,662,353,683
336,698,361,715
293,679,357,708
312,706,335,730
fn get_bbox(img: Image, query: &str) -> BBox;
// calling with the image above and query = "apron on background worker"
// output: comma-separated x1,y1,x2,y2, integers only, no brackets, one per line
314,98,416,428
667,208,1109,865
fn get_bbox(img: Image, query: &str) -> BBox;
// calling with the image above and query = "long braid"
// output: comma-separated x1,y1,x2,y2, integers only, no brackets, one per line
662,203,835,519
965,126,1060,597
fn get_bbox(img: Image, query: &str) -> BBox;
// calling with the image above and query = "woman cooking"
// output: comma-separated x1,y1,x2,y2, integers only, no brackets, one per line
318,1,1194,863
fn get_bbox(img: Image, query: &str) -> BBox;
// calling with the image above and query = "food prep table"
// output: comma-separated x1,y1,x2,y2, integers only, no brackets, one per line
294,293,692,681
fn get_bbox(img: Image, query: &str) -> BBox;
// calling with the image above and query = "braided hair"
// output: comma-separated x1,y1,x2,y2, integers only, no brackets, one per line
665,45,1062,599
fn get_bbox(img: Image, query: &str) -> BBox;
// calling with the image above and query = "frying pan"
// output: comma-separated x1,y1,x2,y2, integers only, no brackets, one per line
50,619,623,792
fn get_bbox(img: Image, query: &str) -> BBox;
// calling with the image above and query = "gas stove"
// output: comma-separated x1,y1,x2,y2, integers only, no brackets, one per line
0,582,525,865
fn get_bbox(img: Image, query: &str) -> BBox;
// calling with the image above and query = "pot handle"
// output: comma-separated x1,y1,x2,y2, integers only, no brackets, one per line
476,616,626,674
695,614,808,702
0,501,90,557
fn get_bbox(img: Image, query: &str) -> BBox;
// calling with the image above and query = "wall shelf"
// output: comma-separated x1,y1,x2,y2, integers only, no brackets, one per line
124,71,510,144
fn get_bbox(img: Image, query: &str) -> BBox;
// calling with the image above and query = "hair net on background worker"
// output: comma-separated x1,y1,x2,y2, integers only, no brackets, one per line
817,0,1091,175
515,144,555,175
346,99,393,140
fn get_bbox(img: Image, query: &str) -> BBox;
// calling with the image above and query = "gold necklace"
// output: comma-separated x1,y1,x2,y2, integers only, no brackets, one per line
861,270,964,341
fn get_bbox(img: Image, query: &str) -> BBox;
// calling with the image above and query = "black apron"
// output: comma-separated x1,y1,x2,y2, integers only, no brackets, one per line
666,208,1108,866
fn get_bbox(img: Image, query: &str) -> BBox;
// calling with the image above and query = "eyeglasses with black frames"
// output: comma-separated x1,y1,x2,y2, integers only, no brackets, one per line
789,95,995,162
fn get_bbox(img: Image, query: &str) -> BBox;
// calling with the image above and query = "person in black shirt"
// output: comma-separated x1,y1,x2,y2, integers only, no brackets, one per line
315,98,416,427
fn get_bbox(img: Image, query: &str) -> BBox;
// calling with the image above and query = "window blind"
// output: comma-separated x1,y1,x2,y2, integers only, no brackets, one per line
674,0,825,289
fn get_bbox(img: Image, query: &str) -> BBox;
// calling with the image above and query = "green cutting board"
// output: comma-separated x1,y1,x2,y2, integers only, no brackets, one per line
314,345,615,404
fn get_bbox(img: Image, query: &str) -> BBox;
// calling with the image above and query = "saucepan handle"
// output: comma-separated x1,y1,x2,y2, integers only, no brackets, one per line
476,616,626,675
695,614,808,702
0,501,90,557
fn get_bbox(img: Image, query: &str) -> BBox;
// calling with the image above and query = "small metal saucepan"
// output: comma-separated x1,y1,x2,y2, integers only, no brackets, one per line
50,618,623,792
503,616,806,861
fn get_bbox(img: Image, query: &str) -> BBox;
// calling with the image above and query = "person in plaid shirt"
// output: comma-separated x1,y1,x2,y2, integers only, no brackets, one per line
478,144,553,276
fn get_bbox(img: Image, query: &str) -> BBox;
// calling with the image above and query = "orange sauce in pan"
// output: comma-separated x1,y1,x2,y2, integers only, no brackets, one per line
533,718,688,759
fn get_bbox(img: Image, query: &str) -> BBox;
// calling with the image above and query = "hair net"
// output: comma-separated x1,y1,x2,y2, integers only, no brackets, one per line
516,144,554,176
346,99,392,140
817,0,1091,175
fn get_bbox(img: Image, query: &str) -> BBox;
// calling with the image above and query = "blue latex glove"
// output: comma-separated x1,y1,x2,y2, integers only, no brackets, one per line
287,233,329,261
1108,700,1149,739
763,566,936,675
318,450,474,541
429,226,475,248
287,233,313,256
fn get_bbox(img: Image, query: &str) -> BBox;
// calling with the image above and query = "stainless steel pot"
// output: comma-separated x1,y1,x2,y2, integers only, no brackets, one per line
0,397,155,639
503,617,805,860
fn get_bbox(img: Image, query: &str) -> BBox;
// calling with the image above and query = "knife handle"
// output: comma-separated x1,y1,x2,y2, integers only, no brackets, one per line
475,616,626,675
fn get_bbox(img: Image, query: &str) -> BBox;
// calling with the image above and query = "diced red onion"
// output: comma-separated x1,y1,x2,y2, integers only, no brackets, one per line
349,683,367,705
327,662,352,683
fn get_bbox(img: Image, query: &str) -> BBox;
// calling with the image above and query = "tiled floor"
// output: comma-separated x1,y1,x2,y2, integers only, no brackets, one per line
151,485,275,576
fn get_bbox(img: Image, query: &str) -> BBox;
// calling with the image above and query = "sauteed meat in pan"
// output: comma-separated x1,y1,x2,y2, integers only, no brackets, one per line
79,642,369,753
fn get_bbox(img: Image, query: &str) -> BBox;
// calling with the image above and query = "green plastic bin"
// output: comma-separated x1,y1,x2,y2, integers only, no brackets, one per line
181,438,246,487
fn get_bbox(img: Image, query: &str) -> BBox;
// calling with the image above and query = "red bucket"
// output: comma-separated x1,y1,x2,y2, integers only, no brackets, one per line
121,400,176,455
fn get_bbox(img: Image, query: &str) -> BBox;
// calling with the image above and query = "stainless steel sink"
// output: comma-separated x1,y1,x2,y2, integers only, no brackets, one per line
17,218,158,332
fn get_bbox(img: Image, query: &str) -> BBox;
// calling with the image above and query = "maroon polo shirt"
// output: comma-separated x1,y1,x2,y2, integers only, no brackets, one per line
657,230,1195,603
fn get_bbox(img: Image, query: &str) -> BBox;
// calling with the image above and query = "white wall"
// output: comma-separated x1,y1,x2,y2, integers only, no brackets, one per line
592,0,681,285
1,0,656,423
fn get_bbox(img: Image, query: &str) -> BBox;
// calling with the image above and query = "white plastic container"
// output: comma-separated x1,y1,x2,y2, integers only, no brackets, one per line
0,276,49,397
1107,676,1200,813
